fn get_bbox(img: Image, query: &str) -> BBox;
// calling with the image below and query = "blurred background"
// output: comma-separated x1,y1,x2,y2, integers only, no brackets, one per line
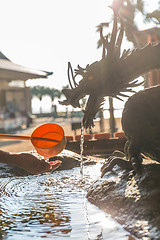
0,0,159,136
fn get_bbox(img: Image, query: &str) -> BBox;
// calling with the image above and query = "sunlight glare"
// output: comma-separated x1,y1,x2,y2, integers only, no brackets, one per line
0,0,159,114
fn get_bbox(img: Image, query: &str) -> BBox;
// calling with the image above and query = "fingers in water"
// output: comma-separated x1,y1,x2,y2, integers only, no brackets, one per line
49,160,62,171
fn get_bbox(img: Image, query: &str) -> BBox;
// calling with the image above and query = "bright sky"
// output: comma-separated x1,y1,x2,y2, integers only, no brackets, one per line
0,0,159,91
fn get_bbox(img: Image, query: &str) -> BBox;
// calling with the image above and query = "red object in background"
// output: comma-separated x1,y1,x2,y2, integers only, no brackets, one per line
114,131,126,139
94,132,111,140
75,134,92,141
66,136,74,142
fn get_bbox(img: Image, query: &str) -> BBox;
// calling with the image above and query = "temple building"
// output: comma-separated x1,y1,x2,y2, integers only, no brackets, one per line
0,51,52,131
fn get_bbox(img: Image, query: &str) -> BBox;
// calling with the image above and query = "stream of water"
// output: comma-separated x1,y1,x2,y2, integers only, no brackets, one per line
0,161,137,240
80,125,84,176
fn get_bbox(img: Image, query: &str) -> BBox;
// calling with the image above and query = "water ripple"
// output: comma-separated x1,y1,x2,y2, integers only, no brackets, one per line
0,163,136,239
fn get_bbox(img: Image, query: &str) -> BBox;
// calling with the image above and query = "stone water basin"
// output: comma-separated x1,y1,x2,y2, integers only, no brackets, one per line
0,150,136,239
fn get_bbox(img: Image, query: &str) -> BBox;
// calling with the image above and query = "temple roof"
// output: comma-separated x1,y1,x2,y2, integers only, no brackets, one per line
0,51,53,81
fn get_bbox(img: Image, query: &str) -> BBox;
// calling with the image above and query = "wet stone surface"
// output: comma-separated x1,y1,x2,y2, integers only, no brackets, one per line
50,149,98,170
1,149,160,239
0,150,135,239
87,163,160,239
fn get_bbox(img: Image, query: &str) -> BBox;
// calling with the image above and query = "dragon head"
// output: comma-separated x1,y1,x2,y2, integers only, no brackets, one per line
59,7,153,129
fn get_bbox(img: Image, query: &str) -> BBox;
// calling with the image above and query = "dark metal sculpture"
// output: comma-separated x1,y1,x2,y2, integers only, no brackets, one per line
60,7,160,129
101,85,160,176
60,6,160,174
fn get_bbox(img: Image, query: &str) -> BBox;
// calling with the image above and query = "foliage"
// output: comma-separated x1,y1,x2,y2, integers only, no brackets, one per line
31,86,62,102
97,0,160,47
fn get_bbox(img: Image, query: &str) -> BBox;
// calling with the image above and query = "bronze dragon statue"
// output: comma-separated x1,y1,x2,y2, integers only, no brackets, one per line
60,6,160,175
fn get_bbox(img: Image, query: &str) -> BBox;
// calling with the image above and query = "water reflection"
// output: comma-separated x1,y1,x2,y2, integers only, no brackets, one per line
0,163,136,239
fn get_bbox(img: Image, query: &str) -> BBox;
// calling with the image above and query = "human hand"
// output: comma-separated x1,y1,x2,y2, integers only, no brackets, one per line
13,152,62,175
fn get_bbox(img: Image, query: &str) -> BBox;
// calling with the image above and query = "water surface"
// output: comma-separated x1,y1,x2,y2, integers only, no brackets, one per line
0,162,136,239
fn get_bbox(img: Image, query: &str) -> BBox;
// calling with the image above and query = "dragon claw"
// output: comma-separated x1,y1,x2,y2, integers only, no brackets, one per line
130,157,142,174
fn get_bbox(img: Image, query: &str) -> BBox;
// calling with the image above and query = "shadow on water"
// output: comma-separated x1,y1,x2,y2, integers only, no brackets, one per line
0,163,137,239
